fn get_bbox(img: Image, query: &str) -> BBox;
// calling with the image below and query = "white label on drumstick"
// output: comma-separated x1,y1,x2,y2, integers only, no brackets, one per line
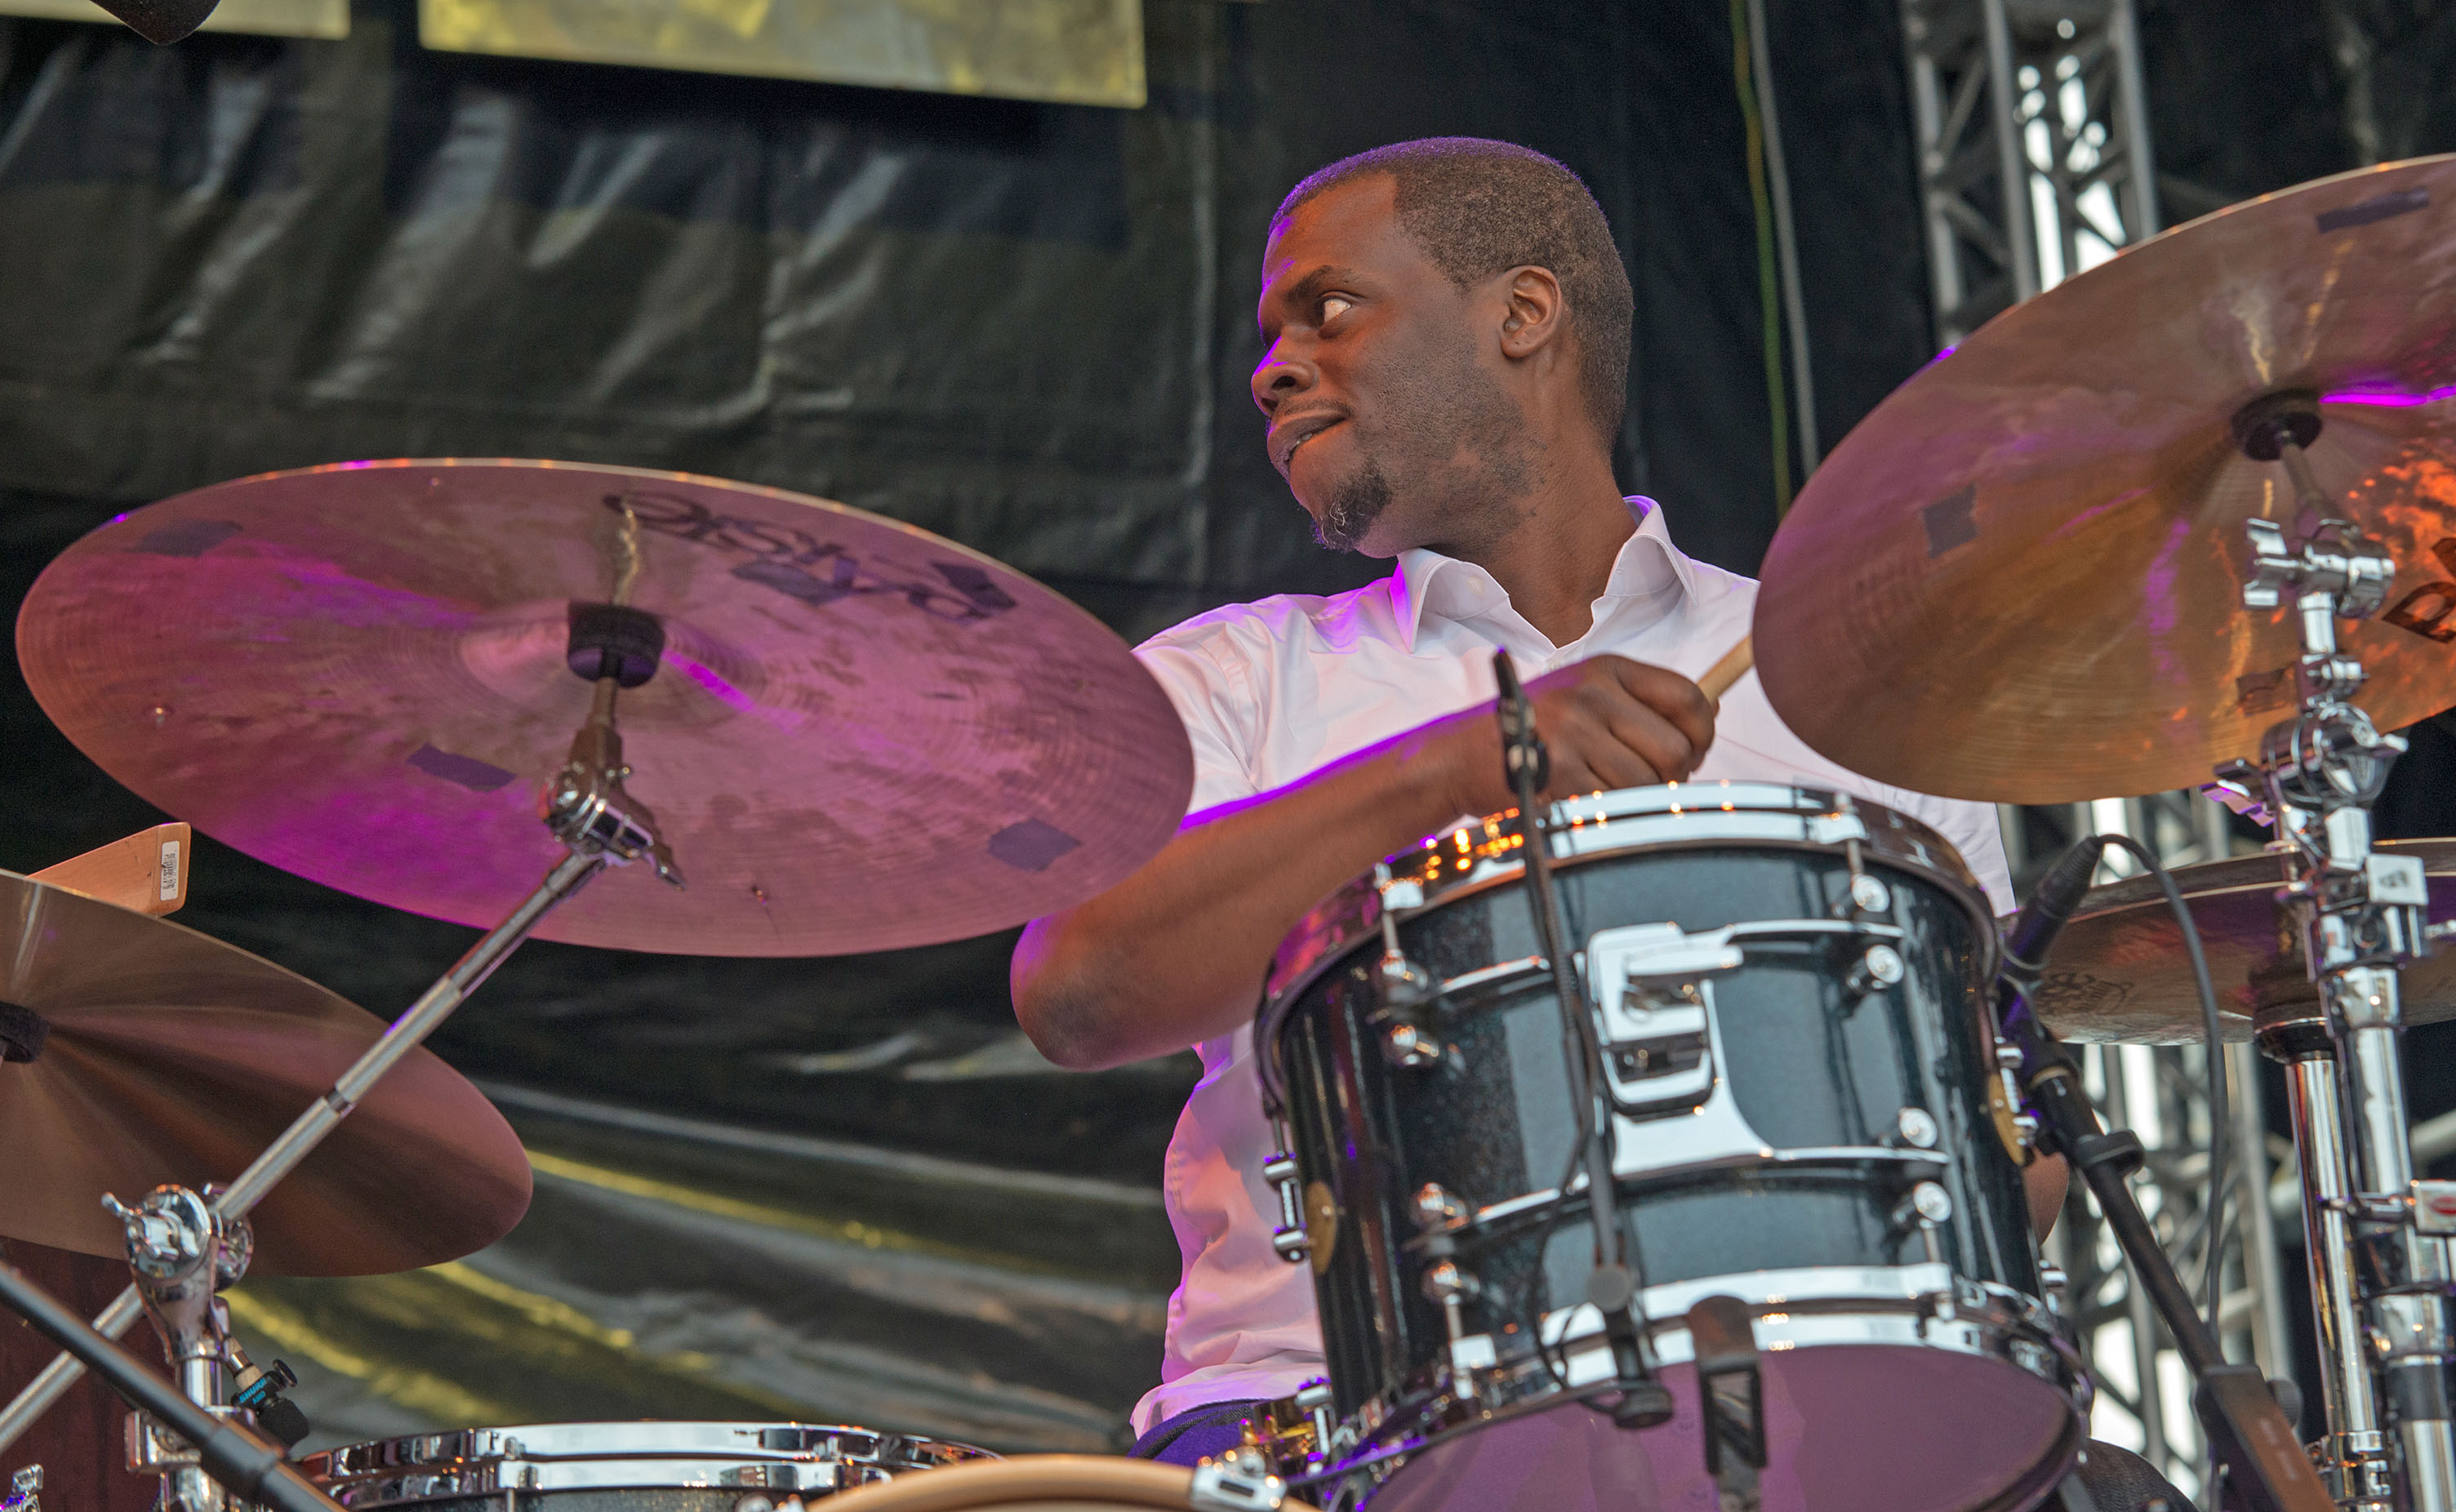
158,840,180,901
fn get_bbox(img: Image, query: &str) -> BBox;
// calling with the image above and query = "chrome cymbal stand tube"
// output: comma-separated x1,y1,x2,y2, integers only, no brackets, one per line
0,605,683,1462
2224,394,2455,1512
2269,1020,2396,1510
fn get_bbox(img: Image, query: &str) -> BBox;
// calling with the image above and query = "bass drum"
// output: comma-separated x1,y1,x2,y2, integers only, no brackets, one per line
1257,782,2085,1512
816,1456,1323,1511
303,1422,988,1512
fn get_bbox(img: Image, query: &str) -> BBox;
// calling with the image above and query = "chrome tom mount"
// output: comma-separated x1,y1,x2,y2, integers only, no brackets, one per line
2218,394,2456,1512
105,1185,309,1512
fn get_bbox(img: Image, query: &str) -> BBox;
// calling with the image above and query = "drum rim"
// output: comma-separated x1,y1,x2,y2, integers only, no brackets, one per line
1319,1280,2085,1512
304,1421,993,1496
1253,781,2000,1107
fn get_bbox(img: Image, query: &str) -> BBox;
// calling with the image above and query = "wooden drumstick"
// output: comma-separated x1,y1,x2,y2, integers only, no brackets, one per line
1697,634,1754,706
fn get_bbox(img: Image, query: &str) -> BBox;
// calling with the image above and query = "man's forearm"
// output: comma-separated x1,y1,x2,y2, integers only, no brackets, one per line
1012,718,1475,1070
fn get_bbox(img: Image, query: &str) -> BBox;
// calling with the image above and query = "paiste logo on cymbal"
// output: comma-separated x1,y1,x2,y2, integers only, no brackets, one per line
607,491,1018,625
2383,537,2456,643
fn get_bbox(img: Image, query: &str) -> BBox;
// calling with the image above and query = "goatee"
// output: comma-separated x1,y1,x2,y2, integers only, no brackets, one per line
1313,456,1393,553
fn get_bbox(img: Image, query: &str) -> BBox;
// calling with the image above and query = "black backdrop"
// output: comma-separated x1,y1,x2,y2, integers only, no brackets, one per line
0,0,1941,1454
0,0,1942,1172
10,0,2451,1465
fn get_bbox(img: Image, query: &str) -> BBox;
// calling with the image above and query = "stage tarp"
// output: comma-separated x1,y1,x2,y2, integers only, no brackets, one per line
0,0,1943,1462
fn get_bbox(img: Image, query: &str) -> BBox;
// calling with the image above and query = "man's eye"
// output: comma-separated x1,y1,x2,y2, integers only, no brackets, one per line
1319,296,1353,322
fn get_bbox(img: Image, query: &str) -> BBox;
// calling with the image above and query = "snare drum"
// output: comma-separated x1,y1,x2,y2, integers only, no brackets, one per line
303,1422,989,1512
1257,783,2085,1512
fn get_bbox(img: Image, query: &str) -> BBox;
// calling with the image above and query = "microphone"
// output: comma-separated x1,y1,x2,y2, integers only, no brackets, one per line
1996,837,2102,1021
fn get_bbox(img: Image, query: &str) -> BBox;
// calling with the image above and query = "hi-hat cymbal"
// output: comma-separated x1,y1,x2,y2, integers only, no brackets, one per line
1756,155,2456,804
16,461,1193,957
0,871,531,1274
2035,839,2456,1043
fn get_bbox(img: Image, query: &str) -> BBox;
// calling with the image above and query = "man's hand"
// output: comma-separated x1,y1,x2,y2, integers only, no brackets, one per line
1433,654,1717,816
1012,653,1715,1069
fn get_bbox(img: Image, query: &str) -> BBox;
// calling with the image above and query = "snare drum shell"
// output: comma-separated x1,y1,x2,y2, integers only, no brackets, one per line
1261,785,2034,1421
301,1423,990,1512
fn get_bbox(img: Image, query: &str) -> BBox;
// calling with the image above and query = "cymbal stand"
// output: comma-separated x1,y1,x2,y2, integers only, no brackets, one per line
0,603,683,1464
103,1186,275,1512
2222,395,2454,1511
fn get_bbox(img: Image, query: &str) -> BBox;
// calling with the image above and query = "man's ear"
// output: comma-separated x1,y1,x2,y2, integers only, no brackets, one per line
1497,265,1566,360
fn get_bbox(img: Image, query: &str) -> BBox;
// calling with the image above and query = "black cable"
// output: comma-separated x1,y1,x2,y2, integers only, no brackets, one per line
2089,833,2228,1334
1516,1132,1592,1390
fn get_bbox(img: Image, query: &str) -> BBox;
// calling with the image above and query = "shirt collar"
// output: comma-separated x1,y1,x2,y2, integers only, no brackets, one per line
1390,496,1699,651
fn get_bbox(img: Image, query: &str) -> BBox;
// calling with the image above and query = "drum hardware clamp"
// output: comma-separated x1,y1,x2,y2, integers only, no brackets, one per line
0,1467,36,1512
1187,1446,1288,1511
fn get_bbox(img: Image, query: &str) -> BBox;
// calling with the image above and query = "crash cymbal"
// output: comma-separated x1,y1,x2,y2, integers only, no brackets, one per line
1756,155,2456,804
0,871,530,1274
2034,839,2456,1043
17,461,1193,956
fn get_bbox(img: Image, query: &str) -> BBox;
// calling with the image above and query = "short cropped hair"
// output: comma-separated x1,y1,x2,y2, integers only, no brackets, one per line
1275,138,1634,441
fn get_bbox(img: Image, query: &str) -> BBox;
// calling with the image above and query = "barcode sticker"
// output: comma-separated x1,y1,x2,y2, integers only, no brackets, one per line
158,839,180,901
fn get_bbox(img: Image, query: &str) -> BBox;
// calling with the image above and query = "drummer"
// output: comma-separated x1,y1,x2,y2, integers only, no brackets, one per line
1012,137,2071,1469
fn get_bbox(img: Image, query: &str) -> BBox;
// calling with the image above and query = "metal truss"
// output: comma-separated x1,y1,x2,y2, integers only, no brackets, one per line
1898,0,2278,1488
1899,0,2159,344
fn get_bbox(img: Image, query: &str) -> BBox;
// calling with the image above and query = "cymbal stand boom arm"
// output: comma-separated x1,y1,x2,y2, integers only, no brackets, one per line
2223,397,2455,1512
0,652,682,1459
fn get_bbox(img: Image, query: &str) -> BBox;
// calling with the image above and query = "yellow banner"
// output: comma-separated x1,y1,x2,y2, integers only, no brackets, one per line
420,0,1143,107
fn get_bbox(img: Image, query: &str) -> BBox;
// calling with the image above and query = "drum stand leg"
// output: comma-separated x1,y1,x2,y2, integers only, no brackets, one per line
2262,1018,2396,1510
0,661,683,1461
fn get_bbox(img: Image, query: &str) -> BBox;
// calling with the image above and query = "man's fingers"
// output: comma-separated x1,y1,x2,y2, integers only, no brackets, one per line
1550,735,1658,798
1607,658,1717,763
1598,701,1697,783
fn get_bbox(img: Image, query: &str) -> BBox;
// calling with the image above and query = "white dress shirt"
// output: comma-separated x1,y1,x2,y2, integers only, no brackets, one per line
1125,497,2014,1432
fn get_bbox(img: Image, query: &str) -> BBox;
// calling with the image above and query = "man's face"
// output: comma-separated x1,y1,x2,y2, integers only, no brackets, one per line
1252,175,1532,556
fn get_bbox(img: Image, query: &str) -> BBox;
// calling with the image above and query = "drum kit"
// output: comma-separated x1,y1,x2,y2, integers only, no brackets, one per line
3,150,2456,1512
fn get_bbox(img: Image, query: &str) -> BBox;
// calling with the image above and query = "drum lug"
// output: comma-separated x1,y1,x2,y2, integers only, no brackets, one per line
1263,1141,1311,1264
1188,1445,1288,1511
1890,1106,1941,1150
1892,1180,1954,1264
1987,1041,2037,1164
1379,1021,1444,1068
1842,871,1893,918
1846,944,1907,997
1,1466,38,1512
2038,1263,2070,1314
1293,1379,1335,1465
1411,1184,1470,1234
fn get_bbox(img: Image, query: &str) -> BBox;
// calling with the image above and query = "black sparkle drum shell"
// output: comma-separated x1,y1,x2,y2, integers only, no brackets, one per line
1259,785,2080,1512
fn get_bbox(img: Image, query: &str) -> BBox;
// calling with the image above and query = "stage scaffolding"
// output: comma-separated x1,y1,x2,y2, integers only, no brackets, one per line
1896,1,2289,1493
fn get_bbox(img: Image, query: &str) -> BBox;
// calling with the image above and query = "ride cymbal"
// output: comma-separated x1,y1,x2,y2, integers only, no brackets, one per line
1756,155,2456,804
0,872,529,1274
2035,839,2456,1043
16,461,1193,957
